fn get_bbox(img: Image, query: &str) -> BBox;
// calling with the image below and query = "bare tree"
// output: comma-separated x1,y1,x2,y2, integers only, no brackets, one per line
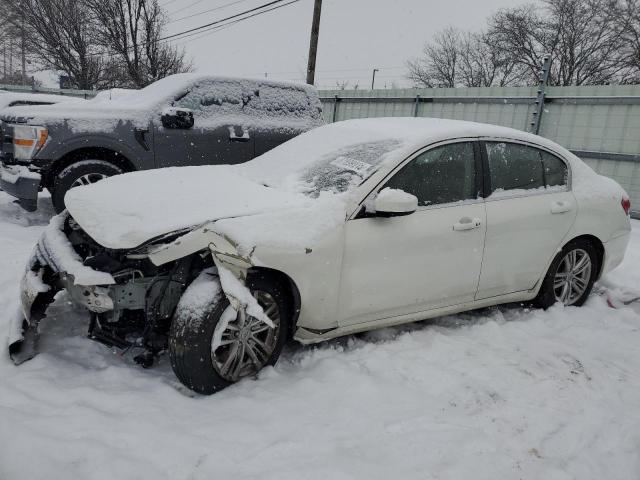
457,32,528,87
407,26,528,88
488,0,631,86
7,0,106,89
620,0,640,82
407,27,460,87
87,0,192,88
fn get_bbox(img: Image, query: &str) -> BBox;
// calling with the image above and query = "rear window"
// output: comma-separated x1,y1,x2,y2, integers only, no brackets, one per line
245,85,321,119
486,142,567,195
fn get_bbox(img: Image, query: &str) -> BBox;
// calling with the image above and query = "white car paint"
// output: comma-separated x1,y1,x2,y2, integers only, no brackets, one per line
65,118,631,344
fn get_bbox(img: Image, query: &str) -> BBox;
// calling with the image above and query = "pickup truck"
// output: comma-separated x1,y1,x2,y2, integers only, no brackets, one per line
0,74,324,212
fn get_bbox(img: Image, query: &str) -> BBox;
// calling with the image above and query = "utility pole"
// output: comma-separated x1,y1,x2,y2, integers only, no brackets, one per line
21,11,26,85
371,68,379,90
306,0,322,85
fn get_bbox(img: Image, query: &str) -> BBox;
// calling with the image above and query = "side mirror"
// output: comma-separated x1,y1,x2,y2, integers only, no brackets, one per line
161,107,194,129
374,188,418,217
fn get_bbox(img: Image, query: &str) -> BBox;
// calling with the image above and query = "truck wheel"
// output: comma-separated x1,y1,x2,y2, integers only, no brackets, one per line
51,160,123,213
169,272,291,395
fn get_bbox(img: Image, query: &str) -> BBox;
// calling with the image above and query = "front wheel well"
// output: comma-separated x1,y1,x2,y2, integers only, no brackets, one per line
247,267,301,336
44,147,135,188
564,234,605,280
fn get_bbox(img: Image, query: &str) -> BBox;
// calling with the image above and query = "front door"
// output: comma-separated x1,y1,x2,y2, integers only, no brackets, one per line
476,141,577,299
338,141,487,326
154,79,255,168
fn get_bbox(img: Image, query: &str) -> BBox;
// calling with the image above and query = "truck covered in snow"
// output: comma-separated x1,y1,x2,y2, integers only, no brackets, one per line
0,74,324,212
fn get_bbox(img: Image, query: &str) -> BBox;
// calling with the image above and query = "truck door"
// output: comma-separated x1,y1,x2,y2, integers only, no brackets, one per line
153,79,255,168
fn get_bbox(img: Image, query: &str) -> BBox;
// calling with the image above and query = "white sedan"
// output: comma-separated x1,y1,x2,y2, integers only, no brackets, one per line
11,118,631,394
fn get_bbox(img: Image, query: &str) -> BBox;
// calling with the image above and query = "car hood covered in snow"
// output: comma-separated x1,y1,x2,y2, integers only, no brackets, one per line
64,165,313,249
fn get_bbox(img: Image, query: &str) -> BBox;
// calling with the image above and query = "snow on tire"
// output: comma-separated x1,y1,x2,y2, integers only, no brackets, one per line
169,270,291,395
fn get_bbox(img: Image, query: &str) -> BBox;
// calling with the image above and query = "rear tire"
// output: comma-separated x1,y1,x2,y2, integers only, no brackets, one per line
534,239,599,309
169,272,291,395
51,160,123,213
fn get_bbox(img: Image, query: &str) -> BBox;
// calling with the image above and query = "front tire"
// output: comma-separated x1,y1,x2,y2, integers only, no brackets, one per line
169,272,291,395
534,239,599,308
51,160,123,213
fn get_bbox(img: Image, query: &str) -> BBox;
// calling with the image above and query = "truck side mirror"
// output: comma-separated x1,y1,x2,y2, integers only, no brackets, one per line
161,107,194,129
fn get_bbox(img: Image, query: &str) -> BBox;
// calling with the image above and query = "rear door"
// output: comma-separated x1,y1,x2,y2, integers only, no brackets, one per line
476,140,577,300
245,83,322,157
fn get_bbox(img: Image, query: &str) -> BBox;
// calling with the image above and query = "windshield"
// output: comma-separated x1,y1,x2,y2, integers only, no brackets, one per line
295,140,402,197
236,121,410,198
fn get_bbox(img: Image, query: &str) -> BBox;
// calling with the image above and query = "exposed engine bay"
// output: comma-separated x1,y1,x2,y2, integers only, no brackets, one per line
13,214,214,367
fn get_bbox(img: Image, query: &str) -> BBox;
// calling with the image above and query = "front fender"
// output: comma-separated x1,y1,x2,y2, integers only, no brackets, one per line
36,124,152,169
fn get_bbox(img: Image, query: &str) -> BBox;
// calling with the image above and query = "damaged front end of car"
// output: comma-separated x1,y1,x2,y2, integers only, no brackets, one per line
9,213,256,368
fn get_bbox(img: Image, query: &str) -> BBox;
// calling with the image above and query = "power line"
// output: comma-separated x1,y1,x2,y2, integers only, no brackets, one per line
86,0,303,58
165,0,303,44
166,0,207,17
161,0,293,42
168,0,252,24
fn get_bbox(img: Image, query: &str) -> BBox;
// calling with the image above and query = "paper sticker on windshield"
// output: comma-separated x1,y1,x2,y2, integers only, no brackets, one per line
330,156,373,175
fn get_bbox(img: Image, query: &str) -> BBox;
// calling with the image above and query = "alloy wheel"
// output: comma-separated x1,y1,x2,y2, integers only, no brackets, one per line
211,291,281,382
70,173,108,188
553,248,592,306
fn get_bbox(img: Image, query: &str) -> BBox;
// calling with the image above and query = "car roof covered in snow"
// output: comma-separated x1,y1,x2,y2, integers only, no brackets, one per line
238,117,580,188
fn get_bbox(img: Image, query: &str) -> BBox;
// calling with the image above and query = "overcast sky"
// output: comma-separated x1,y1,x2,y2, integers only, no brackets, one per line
164,0,531,89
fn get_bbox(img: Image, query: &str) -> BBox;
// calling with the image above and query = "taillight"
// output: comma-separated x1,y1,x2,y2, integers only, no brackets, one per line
621,197,631,216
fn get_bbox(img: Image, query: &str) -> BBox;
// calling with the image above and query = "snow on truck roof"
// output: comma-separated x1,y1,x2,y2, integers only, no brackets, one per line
0,74,322,131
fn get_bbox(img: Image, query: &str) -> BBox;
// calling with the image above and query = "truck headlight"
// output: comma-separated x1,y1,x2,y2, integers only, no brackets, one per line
12,125,48,160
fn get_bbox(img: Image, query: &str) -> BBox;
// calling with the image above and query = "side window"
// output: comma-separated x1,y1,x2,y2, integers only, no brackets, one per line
486,142,568,195
244,85,317,119
541,151,568,187
175,80,249,116
385,142,477,206
486,142,543,192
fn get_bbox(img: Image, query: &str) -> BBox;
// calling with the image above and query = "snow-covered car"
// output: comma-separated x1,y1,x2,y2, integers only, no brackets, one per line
0,90,82,109
10,118,631,394
0,74,323,212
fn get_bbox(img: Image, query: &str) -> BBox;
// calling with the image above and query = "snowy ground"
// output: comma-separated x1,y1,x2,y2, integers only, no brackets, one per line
0,191,639,480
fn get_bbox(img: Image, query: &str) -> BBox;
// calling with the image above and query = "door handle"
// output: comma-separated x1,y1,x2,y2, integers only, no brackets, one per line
453,217,482,231
228,126,250,142
551,201,572,214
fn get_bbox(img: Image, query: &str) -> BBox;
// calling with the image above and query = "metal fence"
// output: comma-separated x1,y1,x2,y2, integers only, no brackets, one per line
319,85,640,217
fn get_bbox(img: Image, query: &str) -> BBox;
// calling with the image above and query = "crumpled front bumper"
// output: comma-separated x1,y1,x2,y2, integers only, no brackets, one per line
20,216,116,323
0,162,41,212
11,215,116,364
